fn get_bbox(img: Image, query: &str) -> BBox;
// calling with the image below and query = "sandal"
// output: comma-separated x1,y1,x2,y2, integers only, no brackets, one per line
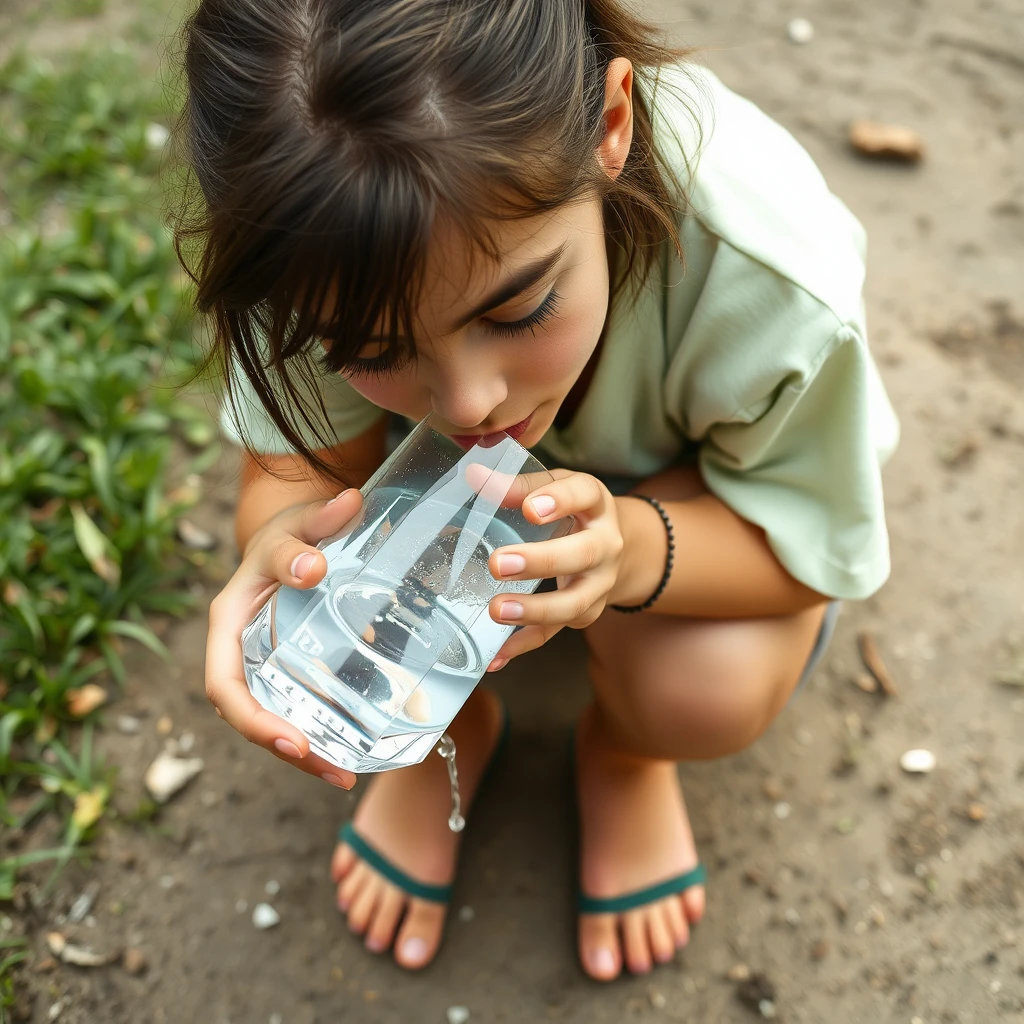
337,702,510,905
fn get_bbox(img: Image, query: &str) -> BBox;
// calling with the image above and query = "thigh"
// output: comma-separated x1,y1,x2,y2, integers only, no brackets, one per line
583,464,829,760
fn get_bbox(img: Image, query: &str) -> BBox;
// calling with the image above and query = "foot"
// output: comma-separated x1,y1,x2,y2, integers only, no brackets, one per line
331,685,504,970
576,703,706,981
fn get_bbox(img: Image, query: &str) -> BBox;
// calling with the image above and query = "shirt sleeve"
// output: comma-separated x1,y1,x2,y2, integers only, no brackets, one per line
220,357,386,455
663,240,899,601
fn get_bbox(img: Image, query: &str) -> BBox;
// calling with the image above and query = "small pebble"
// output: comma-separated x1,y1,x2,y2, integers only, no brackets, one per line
253,903,280,930
853,672,878,693
796,729,813,746
762,779,783,801
123,948,148,975
990,979,1002,994
900,749,936,774
265,880,281,896
649,988,667,1010
200,791,219,808
727,963,752,982
870,906,886,927
156,716,173,736
159,875,175,889
967,802,986,822
773,802,791,821
236,898,249,915
785,908,801,927
116,715,141,734
446,1007,470,1024
759,999,777,1019
854,921,868,936
786,17,814,44
269,1015,283,1024
457,905,475,923
178,732,196,754
810,939,830,961
879,879,895,898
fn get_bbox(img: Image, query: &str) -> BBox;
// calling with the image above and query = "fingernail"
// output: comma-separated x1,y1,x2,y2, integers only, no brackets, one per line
488,657,508,673
274,738,303,759
499,601,524,621
531,495,556,517
326,489,352,506
290,552,317,580
400,937,429,965
322,771,352,789
496,553,526,577
589,947,616,975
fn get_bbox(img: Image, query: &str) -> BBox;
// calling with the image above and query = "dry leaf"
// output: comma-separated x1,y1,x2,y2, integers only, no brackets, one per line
72,785,108,832
857,632,898,697
65,684,108,718
849,119,925,162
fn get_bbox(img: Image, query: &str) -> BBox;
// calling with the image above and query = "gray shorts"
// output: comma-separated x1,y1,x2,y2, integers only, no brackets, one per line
796,600,841,692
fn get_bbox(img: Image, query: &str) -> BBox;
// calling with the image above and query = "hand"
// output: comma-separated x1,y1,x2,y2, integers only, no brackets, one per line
205,489,365,789
484,470,626,668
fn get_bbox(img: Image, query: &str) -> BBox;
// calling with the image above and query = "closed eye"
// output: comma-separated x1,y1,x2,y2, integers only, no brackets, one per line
484,288,562,338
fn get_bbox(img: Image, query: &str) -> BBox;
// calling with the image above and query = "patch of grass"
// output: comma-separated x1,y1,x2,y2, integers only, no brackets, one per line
0,38,209,901
0,935,30,1023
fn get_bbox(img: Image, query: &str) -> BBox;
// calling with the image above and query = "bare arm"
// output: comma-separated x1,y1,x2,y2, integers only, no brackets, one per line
235,416,389,551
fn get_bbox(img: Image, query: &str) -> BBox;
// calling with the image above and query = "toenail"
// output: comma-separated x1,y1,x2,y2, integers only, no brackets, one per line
400,937,428,964
589,948,616,975
365,938,385,953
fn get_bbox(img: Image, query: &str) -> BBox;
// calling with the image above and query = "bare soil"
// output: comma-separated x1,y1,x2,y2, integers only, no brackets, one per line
5,0,1024,1021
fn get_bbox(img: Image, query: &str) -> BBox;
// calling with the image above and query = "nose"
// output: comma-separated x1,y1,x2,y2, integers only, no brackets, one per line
427,351,507,430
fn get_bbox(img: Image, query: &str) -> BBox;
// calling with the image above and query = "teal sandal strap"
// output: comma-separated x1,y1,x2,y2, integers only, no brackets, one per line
338,822,452,904
578,863,708,915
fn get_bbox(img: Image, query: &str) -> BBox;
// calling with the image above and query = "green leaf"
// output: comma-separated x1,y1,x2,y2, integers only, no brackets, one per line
102,619,169,660
70,502,120,585
80,436,117,511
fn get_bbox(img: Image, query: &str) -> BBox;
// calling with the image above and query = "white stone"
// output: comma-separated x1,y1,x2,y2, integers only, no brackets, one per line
252,903,280,930
786,18,814,44
773,802,791,820
899,749,936,774
457,905,474,922
265,880,281,896
446,1008,470,1024
116,715,141,734
145,752,204,803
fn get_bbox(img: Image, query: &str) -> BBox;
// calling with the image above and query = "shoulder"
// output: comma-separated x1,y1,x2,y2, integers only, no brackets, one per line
648,63,866,327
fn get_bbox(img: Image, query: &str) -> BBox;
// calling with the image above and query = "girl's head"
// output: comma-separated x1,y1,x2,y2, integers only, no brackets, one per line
179,0,690,474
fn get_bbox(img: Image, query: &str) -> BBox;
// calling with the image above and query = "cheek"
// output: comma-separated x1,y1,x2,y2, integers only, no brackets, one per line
343,374,420,416
520,291,607,383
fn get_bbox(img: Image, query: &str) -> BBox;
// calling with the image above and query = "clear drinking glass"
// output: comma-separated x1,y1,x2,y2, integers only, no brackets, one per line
241,415,572,773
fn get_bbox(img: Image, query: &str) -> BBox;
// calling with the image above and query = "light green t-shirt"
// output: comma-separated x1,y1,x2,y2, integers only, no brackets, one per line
222,65,900,601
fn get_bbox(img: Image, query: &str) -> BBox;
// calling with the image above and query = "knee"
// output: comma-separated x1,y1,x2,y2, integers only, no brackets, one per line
589,644,788,761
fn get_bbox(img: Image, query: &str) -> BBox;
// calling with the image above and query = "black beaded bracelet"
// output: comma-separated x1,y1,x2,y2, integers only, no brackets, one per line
610,494,674,613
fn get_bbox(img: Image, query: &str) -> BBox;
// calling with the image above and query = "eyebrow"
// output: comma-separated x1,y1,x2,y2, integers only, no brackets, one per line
445,242,568,333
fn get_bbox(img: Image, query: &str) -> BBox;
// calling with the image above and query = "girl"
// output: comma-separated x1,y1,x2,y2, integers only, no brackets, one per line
184,0,898,982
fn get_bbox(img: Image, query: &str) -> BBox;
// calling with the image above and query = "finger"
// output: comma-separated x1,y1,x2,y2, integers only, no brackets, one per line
523,471,606,524
489,578,605,629
490,531,604,582
205,591,356,787
463,463,558,511
246,488,364,589
486,623,564,669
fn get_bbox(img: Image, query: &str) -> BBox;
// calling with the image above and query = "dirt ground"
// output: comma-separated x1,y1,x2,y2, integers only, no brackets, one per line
6,0,1024,1021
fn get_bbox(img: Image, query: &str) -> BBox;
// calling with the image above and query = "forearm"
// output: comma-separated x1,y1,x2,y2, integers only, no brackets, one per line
234,418,389,551
612,492,826,618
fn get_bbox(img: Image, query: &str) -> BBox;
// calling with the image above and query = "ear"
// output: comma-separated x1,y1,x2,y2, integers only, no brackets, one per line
596,57,634,181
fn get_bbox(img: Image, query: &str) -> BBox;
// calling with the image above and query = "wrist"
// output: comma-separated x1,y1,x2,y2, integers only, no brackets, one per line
610,495,670,608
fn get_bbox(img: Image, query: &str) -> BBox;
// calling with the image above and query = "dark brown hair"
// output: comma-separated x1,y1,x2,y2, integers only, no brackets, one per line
176,0,695,480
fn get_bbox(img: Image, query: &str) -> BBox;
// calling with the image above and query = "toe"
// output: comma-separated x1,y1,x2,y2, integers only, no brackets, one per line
578,913,621,982
347,874,382,935
394,899,446,970
664,895,690,949
331,841,357,884
364,884,406,954
682,885,706,926
621,910,653,974
337,860,369,912
646,903,676,965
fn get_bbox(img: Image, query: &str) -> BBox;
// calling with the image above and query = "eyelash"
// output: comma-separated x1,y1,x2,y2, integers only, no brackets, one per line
484,288,562,338
345,289,562,378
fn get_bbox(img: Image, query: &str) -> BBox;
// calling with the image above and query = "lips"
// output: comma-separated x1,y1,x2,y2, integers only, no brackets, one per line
450,413,533,450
